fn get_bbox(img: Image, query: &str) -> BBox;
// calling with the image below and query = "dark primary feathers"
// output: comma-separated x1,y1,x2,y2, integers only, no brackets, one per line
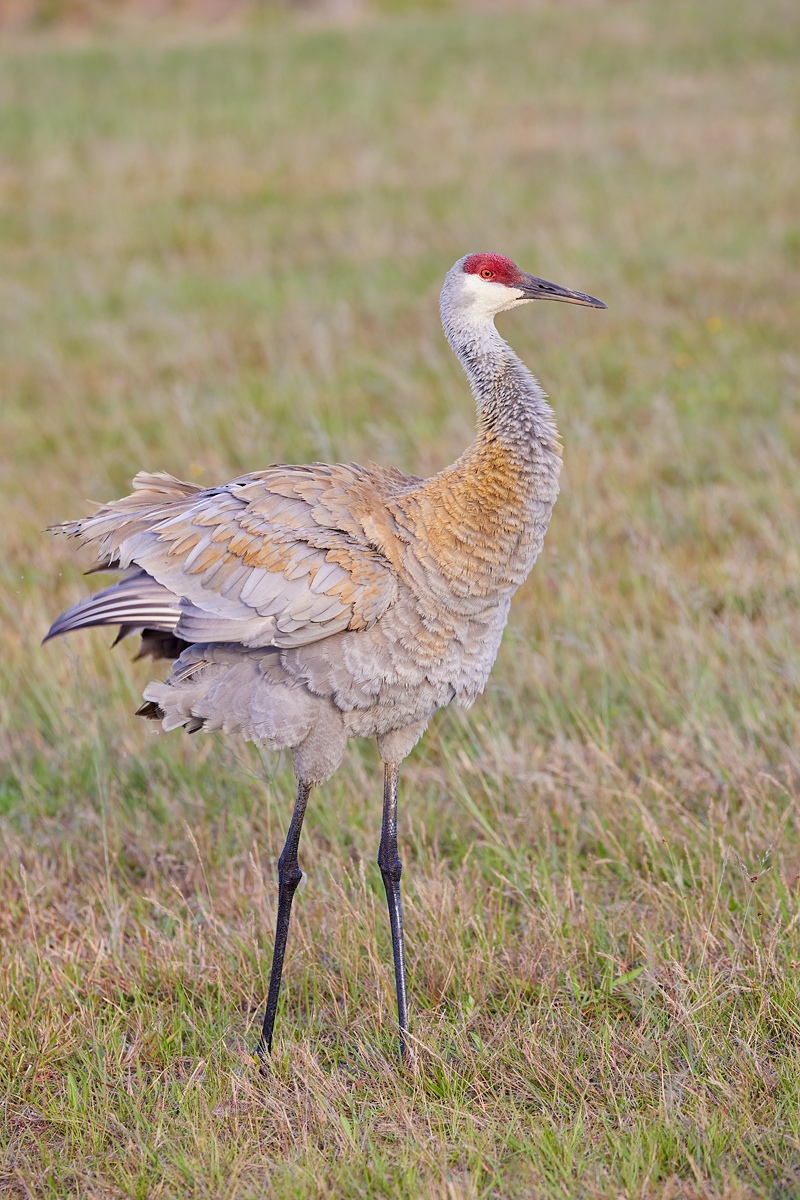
43,571,182,652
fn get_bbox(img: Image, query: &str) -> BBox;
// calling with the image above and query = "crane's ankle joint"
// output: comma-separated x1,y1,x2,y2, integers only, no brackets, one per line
277,860,303,892
378,854,402,884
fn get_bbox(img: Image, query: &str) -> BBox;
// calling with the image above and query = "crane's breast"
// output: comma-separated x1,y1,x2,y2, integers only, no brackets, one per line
388,437,558,601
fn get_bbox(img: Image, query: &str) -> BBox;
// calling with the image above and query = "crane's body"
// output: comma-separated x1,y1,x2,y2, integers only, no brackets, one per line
45,253,605,1059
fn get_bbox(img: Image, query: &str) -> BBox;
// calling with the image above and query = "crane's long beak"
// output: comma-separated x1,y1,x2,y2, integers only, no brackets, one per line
518,273,606,309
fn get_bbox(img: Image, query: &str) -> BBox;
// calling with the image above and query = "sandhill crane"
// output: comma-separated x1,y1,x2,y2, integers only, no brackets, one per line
45,253,605,1060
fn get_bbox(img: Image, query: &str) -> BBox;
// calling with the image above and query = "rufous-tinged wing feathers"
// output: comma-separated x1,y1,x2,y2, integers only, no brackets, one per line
51,466,404,650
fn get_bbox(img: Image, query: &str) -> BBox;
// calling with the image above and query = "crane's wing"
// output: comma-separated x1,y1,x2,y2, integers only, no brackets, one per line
49,464,408,649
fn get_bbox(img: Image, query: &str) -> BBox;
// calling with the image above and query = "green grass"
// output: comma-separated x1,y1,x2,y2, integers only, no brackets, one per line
1,1,800,1195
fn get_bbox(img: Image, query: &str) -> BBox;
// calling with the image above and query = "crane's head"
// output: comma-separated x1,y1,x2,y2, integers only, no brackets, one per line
442,252,606,319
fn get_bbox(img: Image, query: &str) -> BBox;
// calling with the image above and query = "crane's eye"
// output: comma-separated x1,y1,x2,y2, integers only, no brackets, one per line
480,268,494,279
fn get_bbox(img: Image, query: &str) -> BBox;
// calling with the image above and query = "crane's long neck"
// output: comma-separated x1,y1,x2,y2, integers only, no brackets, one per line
443,307,560,458
408,307,562,599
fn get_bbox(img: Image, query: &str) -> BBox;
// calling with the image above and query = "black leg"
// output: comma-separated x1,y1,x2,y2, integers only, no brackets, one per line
378,761,409,1060
258,780,311,1058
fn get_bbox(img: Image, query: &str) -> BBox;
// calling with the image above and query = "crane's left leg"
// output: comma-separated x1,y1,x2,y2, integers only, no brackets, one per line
257,779,311,1059
378,761,409,1061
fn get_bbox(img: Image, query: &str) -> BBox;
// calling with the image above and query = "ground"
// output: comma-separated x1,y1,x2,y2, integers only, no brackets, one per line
1,1,799,1196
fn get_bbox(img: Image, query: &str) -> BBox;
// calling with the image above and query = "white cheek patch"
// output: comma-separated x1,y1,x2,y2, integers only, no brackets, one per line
460,274,526,315
501,286,527,310
460,273,511,315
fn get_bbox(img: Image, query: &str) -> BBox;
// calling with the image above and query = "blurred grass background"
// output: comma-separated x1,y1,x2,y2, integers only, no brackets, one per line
1,1,800,1196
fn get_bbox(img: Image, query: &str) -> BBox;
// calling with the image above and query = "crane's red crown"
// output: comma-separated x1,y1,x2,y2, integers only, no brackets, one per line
463,253,523,286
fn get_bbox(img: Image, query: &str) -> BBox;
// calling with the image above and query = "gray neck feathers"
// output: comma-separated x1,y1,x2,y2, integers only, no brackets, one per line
440,303,560,466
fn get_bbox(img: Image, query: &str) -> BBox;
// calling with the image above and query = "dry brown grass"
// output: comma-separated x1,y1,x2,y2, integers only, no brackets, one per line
1,0,800,1195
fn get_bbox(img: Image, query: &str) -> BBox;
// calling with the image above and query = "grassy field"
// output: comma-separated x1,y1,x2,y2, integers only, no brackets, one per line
1,1,800,1195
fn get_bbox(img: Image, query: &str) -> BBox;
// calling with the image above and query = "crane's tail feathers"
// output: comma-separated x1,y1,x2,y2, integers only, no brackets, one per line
43,573,182,645
138,644,348,782
137,644,347,782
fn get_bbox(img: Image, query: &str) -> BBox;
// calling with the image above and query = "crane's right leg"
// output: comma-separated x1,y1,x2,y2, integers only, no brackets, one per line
378,762,410,1061
257,779,311,1059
